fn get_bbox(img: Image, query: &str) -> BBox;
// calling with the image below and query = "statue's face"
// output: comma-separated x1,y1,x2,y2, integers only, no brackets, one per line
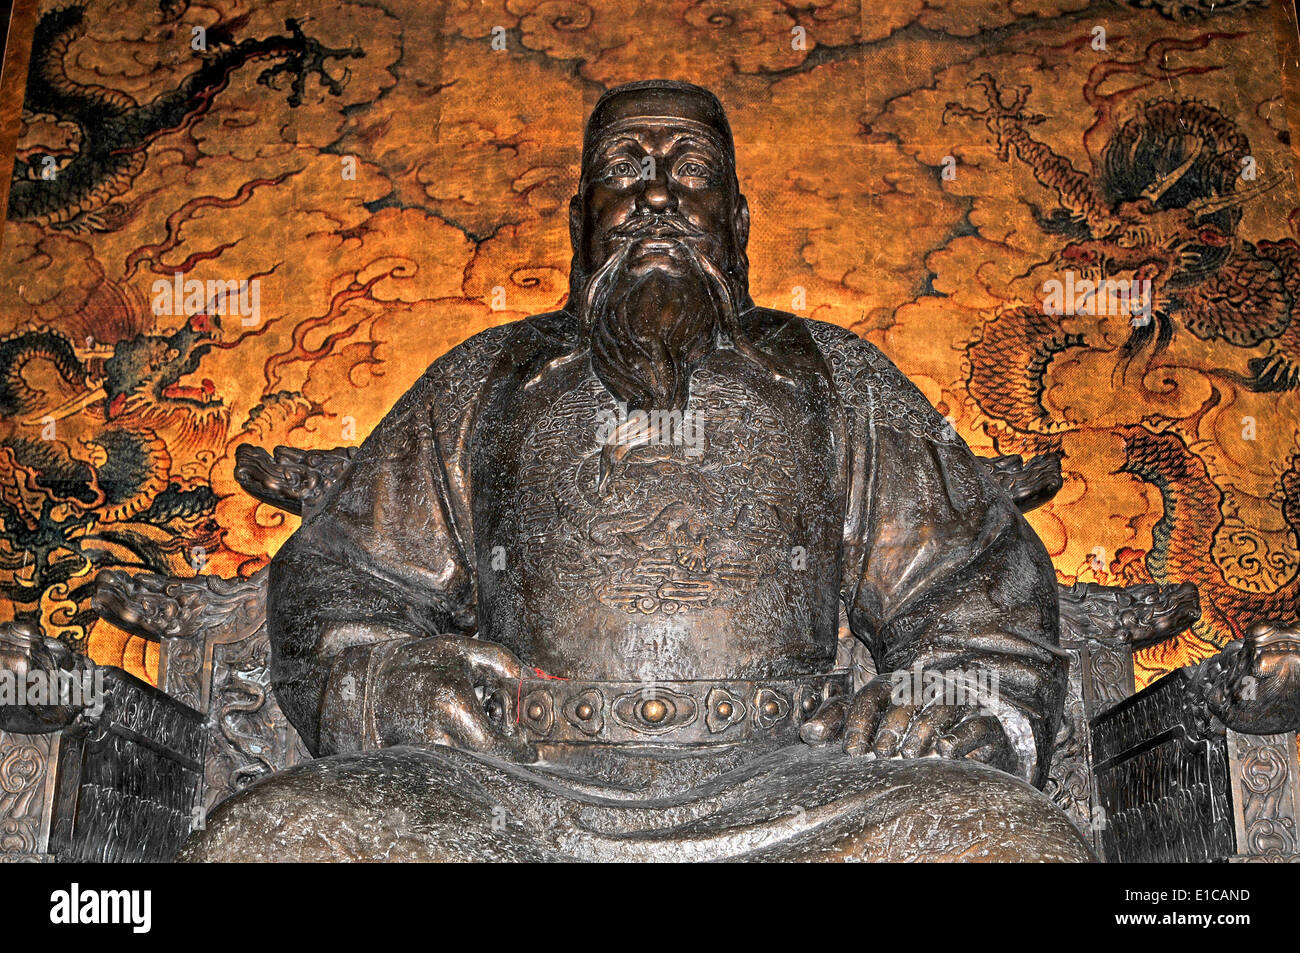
573,119,747,285
566,91,757,412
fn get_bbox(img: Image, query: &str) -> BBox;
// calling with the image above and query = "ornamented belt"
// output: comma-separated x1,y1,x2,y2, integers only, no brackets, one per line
492,671,852,746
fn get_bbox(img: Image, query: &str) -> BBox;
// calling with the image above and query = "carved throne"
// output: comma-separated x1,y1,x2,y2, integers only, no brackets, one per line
1,445,1297,862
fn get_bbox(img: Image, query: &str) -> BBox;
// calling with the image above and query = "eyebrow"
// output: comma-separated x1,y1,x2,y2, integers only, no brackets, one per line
596,136,643,159
595,131,725,159
669,134,722,157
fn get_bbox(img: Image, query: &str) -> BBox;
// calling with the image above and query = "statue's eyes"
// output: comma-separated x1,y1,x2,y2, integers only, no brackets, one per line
603,160,640,181
676,160,711,181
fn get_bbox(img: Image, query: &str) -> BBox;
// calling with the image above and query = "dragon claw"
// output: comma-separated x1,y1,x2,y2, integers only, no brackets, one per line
256,19,364,108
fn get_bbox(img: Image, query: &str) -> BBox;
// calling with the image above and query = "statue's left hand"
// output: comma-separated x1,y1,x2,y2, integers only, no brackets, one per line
800,675,1017,774
368,636,539,764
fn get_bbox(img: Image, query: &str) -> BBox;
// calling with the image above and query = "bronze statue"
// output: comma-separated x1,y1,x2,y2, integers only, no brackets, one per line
178,80,1099,861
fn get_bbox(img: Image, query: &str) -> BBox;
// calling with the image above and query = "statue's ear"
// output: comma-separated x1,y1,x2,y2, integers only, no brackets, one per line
733,193,750,251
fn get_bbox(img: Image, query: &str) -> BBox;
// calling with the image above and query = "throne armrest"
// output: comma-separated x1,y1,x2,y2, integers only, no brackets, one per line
1090,620,1300,862
1044,580,1202,854
1058,580,1202,651
0,623,206,862
92,568,265,645
92,567,309,816
230,446,1060,518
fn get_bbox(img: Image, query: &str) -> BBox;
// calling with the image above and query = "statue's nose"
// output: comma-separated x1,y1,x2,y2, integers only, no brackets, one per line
637,173,677,214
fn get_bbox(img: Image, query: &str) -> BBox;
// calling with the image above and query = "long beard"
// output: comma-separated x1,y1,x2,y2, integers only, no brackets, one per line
582,238,737,413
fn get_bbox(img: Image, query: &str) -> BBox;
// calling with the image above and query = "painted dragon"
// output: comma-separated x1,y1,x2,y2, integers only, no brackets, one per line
944,72,1300,449
10,5,363,232
0,316,225,637
1115,416,1300,664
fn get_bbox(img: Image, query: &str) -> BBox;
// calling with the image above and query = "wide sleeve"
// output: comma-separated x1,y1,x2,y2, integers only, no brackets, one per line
267,325,512,754
808,322,1069,787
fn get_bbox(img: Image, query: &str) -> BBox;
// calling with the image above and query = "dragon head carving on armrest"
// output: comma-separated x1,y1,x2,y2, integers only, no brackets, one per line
92,569,266,643
233,444,355,515
1191,620,1300,735
982,451,1064,512
0,621,94,733
1057,580,1202,650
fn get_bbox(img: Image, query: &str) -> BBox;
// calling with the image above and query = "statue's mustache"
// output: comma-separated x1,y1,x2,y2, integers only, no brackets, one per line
606,214,704,242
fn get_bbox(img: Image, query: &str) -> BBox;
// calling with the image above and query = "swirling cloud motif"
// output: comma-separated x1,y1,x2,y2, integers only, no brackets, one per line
0,0,1295,689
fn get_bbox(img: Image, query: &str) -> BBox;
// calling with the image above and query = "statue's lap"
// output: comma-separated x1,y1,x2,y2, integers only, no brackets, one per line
179,744,1095,862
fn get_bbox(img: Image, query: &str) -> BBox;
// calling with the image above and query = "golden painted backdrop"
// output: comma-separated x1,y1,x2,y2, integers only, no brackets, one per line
1,0,1298,690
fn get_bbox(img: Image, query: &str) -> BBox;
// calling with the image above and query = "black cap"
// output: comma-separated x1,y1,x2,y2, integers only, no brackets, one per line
581,80,735,175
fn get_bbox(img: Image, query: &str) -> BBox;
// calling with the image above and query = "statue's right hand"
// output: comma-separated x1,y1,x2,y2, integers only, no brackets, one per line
372,636,537,764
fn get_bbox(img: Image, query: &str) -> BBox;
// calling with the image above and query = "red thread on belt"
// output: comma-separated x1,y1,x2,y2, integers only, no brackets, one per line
515,667,567,723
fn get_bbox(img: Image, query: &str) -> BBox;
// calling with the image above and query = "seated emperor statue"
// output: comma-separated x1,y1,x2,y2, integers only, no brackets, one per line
183,80,1093,862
